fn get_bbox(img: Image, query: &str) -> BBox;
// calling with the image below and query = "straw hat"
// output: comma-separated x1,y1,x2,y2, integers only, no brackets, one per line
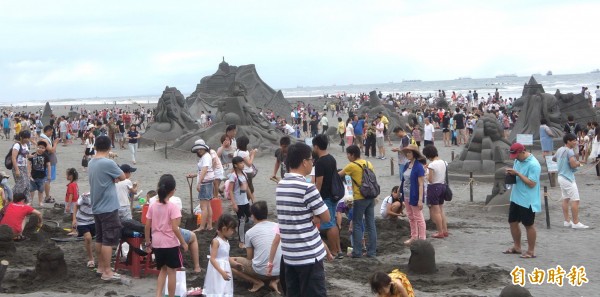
401,144,425,160
191,139,209,153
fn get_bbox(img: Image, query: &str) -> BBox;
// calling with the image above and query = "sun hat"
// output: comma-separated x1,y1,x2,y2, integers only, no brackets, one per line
401,144,425,160
509,143,525,159
191,139,209,153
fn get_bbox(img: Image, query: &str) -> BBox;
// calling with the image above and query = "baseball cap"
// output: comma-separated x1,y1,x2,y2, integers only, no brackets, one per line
509,143,525,159
119,164,137,173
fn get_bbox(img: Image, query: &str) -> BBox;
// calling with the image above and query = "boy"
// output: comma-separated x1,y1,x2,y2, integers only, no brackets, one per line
0,193,43,240
115,164,138,221
28,141,51,207
270,136,290,182
72,192,96,268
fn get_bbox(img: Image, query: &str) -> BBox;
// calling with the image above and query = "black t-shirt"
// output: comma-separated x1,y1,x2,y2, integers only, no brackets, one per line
117,120,125,133
442,116,450,129
274,148,288,178
314,154,337,199
29,152,50,179
453,113,465,129
309,119,318,131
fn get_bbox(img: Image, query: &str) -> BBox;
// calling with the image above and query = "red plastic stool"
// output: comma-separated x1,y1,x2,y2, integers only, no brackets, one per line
114,237,159,278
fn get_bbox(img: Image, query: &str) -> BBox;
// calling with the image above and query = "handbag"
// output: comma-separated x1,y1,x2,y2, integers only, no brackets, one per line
248,164,258,179
81,156,89,167
443,162,453,201
163,269,187,297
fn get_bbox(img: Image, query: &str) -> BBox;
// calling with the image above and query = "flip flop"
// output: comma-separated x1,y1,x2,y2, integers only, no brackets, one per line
87,261,95,268
502,248,522,254
101,272,121,281
187,287,203,296
520,253,537,259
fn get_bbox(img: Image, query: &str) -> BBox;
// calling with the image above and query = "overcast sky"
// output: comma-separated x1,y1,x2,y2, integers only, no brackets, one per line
1,0,597,101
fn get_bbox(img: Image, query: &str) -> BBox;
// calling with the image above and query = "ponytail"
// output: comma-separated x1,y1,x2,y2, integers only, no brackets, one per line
156,174,176,204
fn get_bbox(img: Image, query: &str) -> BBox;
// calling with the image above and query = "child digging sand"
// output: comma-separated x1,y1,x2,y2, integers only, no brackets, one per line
72,192,95,267
370,269,415,297
144,174,188,297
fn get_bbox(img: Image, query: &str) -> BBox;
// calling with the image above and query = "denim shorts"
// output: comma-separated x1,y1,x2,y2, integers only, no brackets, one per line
319,198,337,230
30,178,46,192
180,228,192,243
197,182,214,200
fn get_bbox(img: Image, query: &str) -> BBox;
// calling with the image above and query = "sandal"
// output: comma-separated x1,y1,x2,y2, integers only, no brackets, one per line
502,247,522,254
87,261,95,268
520,252,537,259
432,233,445,239
101,272,121,281
187,287,203,296
13,235,27,242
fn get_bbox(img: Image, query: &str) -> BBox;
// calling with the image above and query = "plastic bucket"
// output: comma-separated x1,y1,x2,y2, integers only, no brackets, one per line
210,199,222,223
141,204,149,225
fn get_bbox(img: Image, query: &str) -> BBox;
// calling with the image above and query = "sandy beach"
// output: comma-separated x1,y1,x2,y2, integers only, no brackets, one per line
0,101,599,297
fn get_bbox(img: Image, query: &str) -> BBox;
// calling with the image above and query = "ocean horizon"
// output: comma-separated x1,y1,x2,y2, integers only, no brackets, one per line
2,72,599,107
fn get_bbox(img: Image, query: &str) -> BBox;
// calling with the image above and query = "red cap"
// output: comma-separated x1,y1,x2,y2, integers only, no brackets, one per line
509,143,525,159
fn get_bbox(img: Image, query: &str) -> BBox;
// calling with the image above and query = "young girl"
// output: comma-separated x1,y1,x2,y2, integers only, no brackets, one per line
65,168,79,214
204,214,241,297
380,186,404,220
83,132,95,171
370,270,414,297
144,174,188,297
228,157,254,249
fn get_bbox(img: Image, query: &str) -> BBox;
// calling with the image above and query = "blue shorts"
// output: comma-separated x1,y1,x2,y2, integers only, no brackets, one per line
30,178,46,192
319,198,337,230
45,164,57,182
77,223,96,237
197,182,214,200
180,228,192,243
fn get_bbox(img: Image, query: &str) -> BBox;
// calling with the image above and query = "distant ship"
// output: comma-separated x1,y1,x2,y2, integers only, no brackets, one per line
457,77,472,80
546,71,553,76
402,79,422,83
591,69,600,74
496,74,517,78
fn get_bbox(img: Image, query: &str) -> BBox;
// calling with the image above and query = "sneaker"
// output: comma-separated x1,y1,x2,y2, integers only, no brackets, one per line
563,221,573,227
571,222,589,229
380,157,386,160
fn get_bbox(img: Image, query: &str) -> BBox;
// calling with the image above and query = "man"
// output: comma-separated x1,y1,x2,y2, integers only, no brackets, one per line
423,117,435,146
352,115,365,151
58,116,68,146
554,134,589,229
391,127,410,179
282,120,295,136
312,134,343,259
88,135,126,280
338,145,377,258
494,88,500,101
375,116,385,159
563,115,581,135
231,201,282,294
39,125,60,203
504,143,541,259
453,108,466,145
107,117,118,149
271,136,290,182
595,85,600,107
319,113,328,135
309,115,319,137
116,116,125,149
276,142,330,297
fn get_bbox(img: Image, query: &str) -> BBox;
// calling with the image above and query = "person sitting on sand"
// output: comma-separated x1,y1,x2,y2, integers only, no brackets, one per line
231,201,282,294
380,186,404,220
0,192,43,241
370,269,415,297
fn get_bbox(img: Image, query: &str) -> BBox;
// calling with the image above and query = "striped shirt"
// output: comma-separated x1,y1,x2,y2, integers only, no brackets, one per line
276,173,328,265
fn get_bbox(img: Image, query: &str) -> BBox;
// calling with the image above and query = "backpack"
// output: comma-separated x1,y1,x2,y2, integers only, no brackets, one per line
330,170,345,202
5,143,21,170
350,161,380,199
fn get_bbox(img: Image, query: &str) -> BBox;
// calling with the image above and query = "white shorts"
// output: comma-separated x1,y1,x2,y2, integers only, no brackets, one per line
558,176,580,201
214,168,225,181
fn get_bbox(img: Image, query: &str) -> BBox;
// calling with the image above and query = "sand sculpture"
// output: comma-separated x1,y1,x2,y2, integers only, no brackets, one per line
41,102,52,126
554,89,598,126
349,90,408,137
35,243,67,279
499,285,532,297
0,225,15,258
145,59,290,150
408,240,437,274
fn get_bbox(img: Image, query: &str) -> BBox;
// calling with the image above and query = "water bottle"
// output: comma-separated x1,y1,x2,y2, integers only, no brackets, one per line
345,175,353,196
132,231,142,238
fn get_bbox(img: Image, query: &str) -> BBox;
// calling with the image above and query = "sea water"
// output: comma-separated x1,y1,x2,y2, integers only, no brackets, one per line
2,72,599,107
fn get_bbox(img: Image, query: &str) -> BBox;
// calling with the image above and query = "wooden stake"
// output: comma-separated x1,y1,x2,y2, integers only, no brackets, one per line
544,186,550,229
0,260,9,290
390,158,394,176
164,142,167,159
469,172,473,202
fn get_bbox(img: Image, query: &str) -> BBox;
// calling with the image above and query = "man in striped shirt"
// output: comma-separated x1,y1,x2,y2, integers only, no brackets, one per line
276,142,330,297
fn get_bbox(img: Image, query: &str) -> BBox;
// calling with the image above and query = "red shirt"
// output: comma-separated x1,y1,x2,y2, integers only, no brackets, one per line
0,202,34,235
66,182,79,203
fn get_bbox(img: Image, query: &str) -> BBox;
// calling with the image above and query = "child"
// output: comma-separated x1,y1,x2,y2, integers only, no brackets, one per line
0,171,12,203
203,214,241,297
380,186,404,220
0,193,43,241
370,269,415,297
83,132,95,172
144,174,188,297
28,141,51,207
228,156,254,249
115,164,138,220
65,168,79,214
72,192,95,267
336,197,365,256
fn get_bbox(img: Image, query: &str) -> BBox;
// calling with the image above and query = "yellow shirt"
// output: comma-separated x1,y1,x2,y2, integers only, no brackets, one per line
381,115,389,129
15,122,21,134
337,122,345,134
388,269,414,297
343,159,374,200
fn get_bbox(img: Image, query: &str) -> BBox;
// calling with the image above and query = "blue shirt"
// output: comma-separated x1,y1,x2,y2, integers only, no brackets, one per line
400,161,425,206
353,119,364,135
510,154,541,212
88,157,124,214
555,147,577,182
2,118,9,128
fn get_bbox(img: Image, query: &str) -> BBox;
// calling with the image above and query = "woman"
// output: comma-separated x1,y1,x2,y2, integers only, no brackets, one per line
345,118,354,146
539,119,555,158
442,112,451,147
400,144,426,245
337,117,345,146
11,131,31,202
591,127,600,176
126,124,140,164
233,136,257,194
422,145,449,239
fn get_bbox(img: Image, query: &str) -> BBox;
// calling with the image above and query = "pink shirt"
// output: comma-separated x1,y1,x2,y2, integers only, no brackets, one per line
146,201,182,248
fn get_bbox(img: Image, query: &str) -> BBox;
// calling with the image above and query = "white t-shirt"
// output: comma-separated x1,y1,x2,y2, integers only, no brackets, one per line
376,122,384,138
234,150,253,174
320,117,328,126
149,195,183,210
59,120,68,132
12,143,29,167
427,160,447,184
424,124,435,141
244,221,282,276
197,152,214,182
345,123,354,137
284,124,295,135
380,195,394,217
595,89,600,100
116,179,133,207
